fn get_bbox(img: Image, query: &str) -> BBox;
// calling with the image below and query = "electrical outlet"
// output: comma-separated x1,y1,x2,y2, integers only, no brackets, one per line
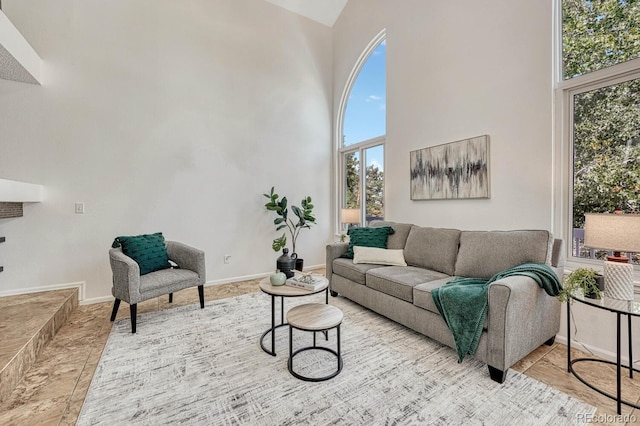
75,202,85,214
224,254,231,264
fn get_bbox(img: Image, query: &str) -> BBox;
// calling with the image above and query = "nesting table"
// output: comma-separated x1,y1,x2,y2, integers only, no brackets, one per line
258,275,329,356
287,303,344,382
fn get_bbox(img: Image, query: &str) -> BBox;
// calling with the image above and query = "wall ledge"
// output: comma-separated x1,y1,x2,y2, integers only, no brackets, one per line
0,178,43,202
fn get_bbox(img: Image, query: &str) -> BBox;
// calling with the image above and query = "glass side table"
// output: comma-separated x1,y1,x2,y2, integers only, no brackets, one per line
567,292,640,414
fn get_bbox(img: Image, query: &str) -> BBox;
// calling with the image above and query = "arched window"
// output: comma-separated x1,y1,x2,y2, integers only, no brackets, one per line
337,30,386,232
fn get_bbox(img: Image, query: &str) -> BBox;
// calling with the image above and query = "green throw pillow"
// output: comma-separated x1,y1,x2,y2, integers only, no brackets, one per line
342,226,395,259
112,232,171,275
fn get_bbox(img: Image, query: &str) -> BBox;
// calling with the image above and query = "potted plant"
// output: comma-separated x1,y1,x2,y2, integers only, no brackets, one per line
557,268,603,302
263,187,316,270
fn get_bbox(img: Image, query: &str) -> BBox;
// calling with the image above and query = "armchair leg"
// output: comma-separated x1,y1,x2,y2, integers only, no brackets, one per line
110,299,121,321
130,304,137,334
169,293,173,303
198,285,204,309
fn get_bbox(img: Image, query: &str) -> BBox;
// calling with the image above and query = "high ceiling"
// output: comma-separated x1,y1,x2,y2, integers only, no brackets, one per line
263,0,348,27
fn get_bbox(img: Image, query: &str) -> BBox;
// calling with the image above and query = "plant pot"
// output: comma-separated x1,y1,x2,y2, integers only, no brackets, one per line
276,249,295,278
585,275,605,299
585,288,599,299
595,274,605,291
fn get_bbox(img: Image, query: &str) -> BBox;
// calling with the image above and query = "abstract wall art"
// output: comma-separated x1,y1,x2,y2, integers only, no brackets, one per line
410,135,490,200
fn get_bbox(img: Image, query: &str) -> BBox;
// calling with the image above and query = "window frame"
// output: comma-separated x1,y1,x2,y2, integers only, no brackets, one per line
339,135,386,225
554,1,640,279
335,29,386,234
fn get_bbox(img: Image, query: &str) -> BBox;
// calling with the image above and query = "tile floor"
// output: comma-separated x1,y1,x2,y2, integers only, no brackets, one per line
1,276,639,425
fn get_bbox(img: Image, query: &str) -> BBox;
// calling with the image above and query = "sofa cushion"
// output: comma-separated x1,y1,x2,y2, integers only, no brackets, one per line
413,277,453,314
370,221,413,250
413,278,487,329
332,258,385,285
454,230,553,279
353,246,407,266
403,226,461,276
342,226,395,259
140,268,200,294
366,266,450,303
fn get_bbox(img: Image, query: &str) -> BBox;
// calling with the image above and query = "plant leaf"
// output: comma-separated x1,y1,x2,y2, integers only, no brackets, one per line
291,205,303,218
272,234,286,251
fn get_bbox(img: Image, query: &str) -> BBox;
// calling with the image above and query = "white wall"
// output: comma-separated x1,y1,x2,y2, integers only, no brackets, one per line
0,0,333,301
333,0,554,231
333,1,637,363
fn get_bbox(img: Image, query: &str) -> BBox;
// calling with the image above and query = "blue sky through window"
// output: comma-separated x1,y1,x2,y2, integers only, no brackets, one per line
343,40,386,158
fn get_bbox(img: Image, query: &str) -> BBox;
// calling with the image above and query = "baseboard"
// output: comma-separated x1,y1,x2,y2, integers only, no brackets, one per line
205,263,325,287
0,281,85,301
80,264,326,305
555,334,626,365
81,295,113,305
0,264,327,306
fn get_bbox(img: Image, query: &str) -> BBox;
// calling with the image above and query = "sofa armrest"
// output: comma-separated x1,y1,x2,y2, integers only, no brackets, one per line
109,247,141,303
486,275,561,371
166,241,206,284
326,243,349,285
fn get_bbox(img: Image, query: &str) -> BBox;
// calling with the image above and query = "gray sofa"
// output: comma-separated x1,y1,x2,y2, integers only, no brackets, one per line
326,221,564,383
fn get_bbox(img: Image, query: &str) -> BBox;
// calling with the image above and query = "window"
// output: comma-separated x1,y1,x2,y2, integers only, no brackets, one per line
563,0,640,80
337,31,386,231
560,1,640,266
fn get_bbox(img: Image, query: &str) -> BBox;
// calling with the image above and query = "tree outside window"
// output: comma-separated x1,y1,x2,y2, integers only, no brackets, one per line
563,0,640,264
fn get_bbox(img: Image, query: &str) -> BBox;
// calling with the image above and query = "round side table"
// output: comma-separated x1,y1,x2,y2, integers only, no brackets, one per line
287,303,344,382
567,292,640,414
258,276,329,356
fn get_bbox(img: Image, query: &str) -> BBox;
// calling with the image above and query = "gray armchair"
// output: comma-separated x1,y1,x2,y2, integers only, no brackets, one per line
109,240,206,333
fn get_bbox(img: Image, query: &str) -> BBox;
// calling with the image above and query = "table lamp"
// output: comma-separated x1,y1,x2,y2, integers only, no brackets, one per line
584,213,640,300
341,208,360,230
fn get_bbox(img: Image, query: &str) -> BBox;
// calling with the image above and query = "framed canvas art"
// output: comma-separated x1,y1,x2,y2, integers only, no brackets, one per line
410,135,490,200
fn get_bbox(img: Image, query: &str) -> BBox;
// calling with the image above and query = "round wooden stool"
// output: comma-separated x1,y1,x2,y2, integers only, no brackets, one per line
287,303,343,382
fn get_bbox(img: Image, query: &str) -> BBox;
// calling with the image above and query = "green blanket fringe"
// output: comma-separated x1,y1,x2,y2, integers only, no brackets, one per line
431,263,561,363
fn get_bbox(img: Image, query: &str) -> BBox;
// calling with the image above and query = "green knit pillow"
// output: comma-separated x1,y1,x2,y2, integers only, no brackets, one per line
112,232,171,275
342,226,395,259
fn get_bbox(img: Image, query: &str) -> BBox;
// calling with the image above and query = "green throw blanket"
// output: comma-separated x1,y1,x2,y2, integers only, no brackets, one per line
431,263,561,363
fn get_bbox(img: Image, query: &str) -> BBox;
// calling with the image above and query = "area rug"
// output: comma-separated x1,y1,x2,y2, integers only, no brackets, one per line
78,292,595,425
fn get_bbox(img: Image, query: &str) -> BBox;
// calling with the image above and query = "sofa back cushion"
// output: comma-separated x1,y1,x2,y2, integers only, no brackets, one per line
403,226,461,276
454,230,553,279
370,221,413,250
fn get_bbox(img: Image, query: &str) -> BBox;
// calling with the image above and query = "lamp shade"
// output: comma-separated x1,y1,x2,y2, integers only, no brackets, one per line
584,213,640,252
341,208,360,225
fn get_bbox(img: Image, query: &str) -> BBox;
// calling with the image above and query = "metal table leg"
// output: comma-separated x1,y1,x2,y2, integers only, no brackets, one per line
260,294,288,356
567,300,571,372
617,312,622,415
629,314,633,379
